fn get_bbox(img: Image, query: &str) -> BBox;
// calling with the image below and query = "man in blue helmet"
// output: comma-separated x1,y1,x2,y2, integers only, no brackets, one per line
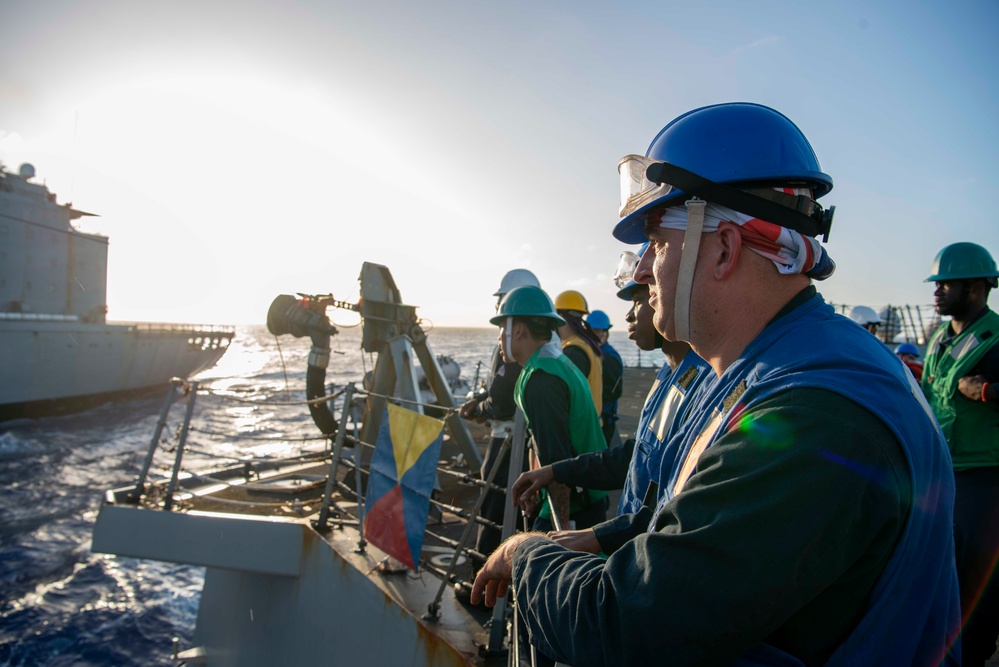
491,285,609,534
921,242,999,666
473,103,961,666
509,243,713,556
584,309,624,445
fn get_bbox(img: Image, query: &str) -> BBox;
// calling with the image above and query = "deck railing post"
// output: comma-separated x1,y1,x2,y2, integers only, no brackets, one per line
128,379,182,503
349,394,367,551
426,434,512,619
489,409,529,655
315,383,354,532
163,381,199,512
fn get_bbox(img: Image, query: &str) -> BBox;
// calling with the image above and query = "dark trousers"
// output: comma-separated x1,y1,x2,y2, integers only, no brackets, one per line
954,466,999,665
601,417,616,446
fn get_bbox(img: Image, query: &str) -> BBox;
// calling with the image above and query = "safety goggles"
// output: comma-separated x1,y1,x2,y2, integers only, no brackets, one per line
618,154,673,218
613,248,642,289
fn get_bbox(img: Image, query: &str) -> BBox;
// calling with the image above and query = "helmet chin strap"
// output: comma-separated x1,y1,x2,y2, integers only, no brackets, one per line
505,316,514,362
673,198,706,342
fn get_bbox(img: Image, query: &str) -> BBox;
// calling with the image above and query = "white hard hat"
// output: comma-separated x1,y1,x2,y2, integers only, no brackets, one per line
494,269,540,297
848,305,882,325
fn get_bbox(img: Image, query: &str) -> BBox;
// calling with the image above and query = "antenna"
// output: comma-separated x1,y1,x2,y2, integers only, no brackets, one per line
71,110,79,203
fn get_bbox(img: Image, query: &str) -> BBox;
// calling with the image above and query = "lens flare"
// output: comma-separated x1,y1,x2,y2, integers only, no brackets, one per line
734,411,794,450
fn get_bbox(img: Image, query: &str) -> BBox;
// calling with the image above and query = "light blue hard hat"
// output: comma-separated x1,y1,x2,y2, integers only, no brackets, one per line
895,343,920,357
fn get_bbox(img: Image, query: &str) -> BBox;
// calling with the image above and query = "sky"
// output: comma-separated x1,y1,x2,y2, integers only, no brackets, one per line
1,0,997,328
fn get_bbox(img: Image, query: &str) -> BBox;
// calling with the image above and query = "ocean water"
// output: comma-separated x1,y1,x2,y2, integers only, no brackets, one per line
0,324,660,666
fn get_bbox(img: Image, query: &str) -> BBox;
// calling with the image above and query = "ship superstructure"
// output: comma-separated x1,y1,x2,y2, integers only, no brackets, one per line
0,163,232,420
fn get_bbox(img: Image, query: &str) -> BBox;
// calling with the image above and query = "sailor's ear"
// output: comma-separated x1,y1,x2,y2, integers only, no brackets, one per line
712,221,743,281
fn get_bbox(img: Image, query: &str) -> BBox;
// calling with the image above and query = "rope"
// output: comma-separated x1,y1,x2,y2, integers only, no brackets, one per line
421,531,486,564
334,433,375,451
189,425,330,442
359,388,458,417
435,466,505,495
197,382,457,415
197,386,347,407
274,335,292,401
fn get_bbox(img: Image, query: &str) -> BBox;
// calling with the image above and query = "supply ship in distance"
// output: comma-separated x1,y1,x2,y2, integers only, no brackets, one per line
0,163,233,421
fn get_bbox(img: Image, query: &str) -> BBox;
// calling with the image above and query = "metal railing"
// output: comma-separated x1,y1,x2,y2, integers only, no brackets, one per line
124,377,544,664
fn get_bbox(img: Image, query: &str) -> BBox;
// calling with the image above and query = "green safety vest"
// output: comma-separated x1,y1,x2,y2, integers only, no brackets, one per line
922,309,999,469
515,345,609,519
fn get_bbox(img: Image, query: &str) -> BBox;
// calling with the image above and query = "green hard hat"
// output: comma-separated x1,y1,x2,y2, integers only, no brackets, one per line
489,285,566,328
926,242,999,282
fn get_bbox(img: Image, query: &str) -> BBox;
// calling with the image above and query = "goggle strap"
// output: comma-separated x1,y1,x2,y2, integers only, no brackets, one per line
674,199,706,342
646,161,834,241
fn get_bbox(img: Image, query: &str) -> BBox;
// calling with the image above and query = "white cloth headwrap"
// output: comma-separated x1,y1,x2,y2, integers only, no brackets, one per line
656,198,836,281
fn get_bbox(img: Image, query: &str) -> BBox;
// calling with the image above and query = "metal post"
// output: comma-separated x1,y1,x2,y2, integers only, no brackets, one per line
389,335,424,415
163,381,199,512
359,346,393,467
128,379,181,502
905,305,918,343
545,493,564,532
412,333,481,466
916,306,928,345
488,409,529,653
350,394,367,551
315,383,355,531
426,435,512,619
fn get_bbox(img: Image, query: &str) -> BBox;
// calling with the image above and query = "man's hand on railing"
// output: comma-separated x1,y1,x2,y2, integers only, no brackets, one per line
470,532,543,608
458,395,486,423
511,465,554,515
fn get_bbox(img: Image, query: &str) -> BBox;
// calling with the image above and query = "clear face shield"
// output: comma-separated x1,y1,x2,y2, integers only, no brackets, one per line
618,154,673,218
613,249,642,290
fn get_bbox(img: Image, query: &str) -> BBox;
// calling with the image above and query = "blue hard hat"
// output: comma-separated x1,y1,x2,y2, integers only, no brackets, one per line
895,343,920,357
616,242,650,301
614,103,833,243
586,310,612,330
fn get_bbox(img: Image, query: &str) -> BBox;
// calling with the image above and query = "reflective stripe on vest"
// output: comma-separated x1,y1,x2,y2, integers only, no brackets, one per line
921,309,999,468
562,333,603,416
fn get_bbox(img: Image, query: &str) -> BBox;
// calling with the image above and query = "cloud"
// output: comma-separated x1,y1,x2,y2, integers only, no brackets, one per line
727,35,779,57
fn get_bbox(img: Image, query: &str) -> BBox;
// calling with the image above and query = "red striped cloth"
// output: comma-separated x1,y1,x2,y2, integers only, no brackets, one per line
651,188,835,280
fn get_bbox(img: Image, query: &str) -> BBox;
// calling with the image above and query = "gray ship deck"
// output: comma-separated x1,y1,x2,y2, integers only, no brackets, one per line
91,366,661,666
